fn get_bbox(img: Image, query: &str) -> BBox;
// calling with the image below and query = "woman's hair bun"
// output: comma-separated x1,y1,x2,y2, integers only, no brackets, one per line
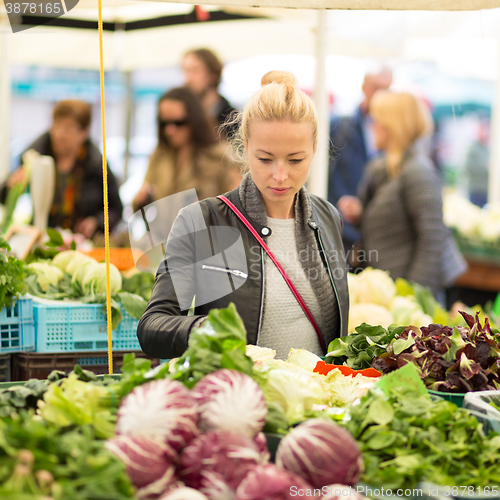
261,70,298,88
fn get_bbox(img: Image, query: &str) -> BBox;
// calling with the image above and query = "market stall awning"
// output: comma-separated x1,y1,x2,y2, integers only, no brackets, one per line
137,0,500,10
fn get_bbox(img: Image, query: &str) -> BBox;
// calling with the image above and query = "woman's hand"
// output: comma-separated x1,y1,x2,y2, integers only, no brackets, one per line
337,195,363,224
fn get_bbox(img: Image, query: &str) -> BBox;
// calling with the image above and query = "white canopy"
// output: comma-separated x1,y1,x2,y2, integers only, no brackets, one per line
2,0,500,200
139,0,500,10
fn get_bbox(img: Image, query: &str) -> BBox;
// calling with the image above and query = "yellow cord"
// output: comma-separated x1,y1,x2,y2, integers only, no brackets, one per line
98,0,113,375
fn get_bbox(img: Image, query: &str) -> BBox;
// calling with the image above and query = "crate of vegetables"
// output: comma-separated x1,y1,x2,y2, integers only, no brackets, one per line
33,301,141,353
0,297,35,353
0,235,35,353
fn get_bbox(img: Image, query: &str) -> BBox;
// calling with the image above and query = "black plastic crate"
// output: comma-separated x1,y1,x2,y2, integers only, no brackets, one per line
12,351,159,381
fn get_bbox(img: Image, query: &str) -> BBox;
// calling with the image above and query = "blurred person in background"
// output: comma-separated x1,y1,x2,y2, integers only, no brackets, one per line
132,86,240,212
464,119,489,208
338,91,467,302
0,99,123,238
328,65,392,259
182,47,236,137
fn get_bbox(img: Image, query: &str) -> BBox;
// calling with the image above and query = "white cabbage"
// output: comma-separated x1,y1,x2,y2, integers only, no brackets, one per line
322,370,376,406
408,310,433,328
348,303,394,333
253,359,314,375
347,272,359,304
51,250,81,273
390,296,421,325
245,345,276,362
65,252,95,276
442,191,500,242
478,205,500,242
27,262,64,292
82,262,122,295
71,260,99,288
286,348,322,371
353,268,396,307
261,369,325,425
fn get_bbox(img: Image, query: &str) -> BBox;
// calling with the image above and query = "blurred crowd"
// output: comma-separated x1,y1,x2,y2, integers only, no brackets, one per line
2,51,487,305
1,48,242,241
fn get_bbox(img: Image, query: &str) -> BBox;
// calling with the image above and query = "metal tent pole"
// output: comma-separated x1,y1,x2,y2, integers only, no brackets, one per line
0,15,11,184
488,40,500,205
309,9,329,199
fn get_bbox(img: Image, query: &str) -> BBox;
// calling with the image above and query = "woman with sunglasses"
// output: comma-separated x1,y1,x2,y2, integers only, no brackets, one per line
137,71,349,360
133,86,240,212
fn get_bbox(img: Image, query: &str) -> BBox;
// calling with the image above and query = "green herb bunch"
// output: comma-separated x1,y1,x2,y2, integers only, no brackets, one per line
0,234,29,310
346,386,500,488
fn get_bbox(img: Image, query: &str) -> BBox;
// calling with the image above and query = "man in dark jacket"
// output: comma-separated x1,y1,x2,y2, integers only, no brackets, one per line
1,100,123,238
328,67,392,257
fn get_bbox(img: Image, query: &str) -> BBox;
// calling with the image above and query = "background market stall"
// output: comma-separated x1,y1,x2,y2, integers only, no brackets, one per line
3,1,500,201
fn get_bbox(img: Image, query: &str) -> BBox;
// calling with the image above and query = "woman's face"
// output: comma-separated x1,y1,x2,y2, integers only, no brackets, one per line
182,53,215,96
373,120,390,151
159,99,192,149
245,119,316,219
50,116,88,157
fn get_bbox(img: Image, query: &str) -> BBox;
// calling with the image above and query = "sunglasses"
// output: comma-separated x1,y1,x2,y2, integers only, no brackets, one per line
160,119,189,128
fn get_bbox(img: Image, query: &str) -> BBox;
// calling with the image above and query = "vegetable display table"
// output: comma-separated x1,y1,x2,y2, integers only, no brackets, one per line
455,256,500,293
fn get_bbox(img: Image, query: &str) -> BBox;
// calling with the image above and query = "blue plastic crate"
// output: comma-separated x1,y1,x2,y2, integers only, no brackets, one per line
0,297,35,353
34,302,141,353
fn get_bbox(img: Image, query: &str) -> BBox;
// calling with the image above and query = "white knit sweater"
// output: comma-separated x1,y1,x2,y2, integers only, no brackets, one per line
257,217,323,359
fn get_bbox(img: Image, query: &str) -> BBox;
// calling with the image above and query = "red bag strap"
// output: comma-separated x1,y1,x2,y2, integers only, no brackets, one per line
217,195,326,353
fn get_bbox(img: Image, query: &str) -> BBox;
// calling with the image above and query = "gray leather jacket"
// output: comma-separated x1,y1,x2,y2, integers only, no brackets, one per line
137,183,349,359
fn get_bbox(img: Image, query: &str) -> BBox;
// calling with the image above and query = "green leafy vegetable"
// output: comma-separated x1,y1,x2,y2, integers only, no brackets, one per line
170,303,254,388
345,365,500,488
0,413,134,499
37,373,116,439
26,262,63,292
373,312,500,393
45,228,64,247
0,183,27,233
121,272,155,302
325,323,404,369
115,291,147,320
0,235,30,310
107,353,170,400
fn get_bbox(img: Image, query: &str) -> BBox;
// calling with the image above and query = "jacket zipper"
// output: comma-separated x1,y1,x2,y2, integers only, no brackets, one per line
314,227,344,337
256,248,265,344
201,265,247,279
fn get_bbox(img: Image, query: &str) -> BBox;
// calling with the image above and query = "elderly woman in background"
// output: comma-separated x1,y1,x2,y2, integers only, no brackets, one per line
1,99,123,238
133,86,239,212
338,91,466,301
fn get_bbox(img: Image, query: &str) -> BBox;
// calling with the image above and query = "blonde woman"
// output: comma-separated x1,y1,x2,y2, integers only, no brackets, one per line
338,91,466,300
137,71,349,360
